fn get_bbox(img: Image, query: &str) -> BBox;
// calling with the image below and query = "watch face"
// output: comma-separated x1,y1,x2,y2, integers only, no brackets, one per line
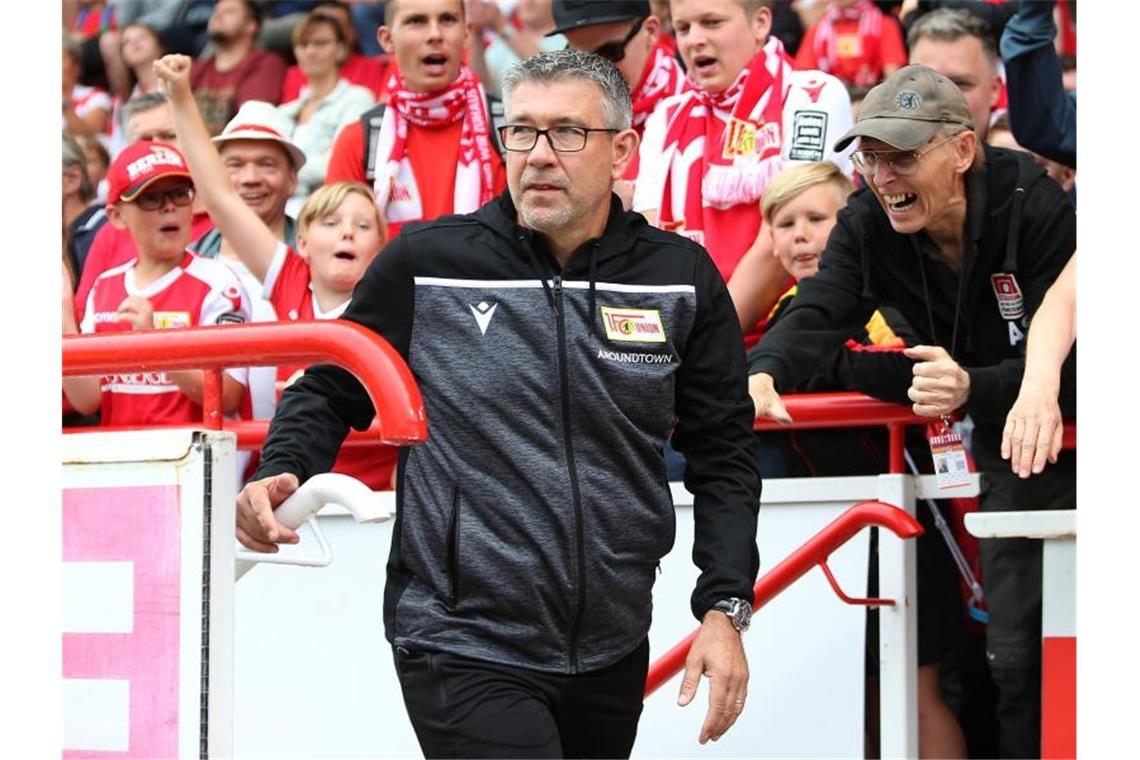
734,603,752,632
716,598,752,632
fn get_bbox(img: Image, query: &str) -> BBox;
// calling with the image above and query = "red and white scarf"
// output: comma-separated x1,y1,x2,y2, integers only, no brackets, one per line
625,41,688,179
657,37,793,280
630,41,688,130
371,66,497,223
812,0,884,87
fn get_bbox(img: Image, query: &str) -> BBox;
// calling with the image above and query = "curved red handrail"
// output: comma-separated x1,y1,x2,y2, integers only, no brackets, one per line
643,500,922,698
62,321,427,445
753,393,925,431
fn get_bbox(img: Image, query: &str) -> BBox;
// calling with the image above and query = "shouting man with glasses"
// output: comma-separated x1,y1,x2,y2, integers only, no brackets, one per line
550,0,688,204
748,65,1076,758
237,48,761,758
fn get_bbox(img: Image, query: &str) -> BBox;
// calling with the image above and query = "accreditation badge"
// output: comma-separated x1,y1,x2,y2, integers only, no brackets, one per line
930,417,971,490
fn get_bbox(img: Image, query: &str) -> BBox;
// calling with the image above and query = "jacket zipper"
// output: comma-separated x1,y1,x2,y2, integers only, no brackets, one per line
553,273,587,673
446,485,461,607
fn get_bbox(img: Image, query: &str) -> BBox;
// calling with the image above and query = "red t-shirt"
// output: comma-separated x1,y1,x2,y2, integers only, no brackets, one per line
74,210,215,325
325,119,369,185
262,244,398,490
190,49,288,135
325,119,506,239
79,252,250,427
794,15,906,87
282,54,392,102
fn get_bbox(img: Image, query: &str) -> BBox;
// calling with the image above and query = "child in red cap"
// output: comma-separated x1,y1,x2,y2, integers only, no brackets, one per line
63,141,253,427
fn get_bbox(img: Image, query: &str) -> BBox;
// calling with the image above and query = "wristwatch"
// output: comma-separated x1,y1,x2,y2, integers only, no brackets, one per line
712,597,753,633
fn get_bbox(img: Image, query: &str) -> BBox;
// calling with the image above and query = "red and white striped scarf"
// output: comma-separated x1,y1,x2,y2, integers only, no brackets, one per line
625,41,688,179
812,0,883,87
371,66,497,222
630,41,688,130
656,37,793,280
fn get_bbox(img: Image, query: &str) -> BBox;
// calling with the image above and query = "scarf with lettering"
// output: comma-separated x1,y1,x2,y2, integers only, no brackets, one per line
812,0,884,87
371,66,497,225
657,37,792,281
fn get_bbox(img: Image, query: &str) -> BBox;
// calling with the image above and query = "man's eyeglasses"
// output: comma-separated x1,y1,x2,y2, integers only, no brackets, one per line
591,15,646,63
498,125,619,153
851,134,959,177
129,185,195,211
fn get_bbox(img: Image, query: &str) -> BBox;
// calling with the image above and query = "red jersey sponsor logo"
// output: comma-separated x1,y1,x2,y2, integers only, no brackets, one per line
102,372,174,386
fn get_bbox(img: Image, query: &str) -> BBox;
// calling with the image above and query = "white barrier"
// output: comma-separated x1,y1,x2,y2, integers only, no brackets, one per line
61,426,977,759
62,429,236,759
965,509,1077,759
232,474,967,759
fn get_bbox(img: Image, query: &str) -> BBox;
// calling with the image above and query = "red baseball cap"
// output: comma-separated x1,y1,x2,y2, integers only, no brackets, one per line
106,141,194,206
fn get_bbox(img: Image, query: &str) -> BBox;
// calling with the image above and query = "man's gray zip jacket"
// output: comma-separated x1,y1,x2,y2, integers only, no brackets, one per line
254,191,761,674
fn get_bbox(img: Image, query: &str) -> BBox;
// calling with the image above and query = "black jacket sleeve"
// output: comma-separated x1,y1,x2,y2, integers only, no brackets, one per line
961,177,1076,423
672,249,762,621
747,210,878,391
830,305,919,404
252,235,416,483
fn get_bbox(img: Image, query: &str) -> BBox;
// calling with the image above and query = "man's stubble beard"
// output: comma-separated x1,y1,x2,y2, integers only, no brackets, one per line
518,201,576,235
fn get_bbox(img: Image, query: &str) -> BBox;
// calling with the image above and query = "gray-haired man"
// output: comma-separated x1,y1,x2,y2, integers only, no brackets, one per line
237,49,761,758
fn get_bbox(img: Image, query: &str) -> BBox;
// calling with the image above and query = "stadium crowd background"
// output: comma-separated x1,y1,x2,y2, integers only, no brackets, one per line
37,0,1136,758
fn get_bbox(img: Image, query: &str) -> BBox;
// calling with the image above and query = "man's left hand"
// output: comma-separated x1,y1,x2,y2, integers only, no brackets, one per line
677,611,749,744
904,345,970,417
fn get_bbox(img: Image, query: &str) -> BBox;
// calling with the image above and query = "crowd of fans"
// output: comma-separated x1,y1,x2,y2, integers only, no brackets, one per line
61,1,1077,758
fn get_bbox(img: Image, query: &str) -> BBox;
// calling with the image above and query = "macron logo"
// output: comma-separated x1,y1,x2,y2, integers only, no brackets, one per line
469,301,498,335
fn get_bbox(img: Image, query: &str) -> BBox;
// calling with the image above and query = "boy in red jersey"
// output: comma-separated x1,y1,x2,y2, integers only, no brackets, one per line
156,52,396,491
63,141,252,425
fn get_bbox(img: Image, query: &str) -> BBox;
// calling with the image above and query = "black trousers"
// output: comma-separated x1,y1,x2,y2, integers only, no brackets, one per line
393,639,649,759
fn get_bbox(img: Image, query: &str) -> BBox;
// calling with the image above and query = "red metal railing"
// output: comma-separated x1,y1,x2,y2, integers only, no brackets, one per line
63,324,1075,460
643,500,923,697
753,394,1076,472
754,393,922,474
62,321,427,445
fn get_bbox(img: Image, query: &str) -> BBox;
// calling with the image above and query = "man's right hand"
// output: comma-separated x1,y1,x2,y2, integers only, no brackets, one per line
236,473,302,552
748,373,792,424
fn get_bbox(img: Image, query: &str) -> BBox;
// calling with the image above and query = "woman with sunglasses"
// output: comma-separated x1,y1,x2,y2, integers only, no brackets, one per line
631,0,854,349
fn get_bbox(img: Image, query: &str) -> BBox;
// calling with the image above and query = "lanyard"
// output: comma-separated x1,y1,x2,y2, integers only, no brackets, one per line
915,239,968,434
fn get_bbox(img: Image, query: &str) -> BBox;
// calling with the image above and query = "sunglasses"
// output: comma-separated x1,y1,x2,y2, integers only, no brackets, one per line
590,16,646,63
129,185,195,211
